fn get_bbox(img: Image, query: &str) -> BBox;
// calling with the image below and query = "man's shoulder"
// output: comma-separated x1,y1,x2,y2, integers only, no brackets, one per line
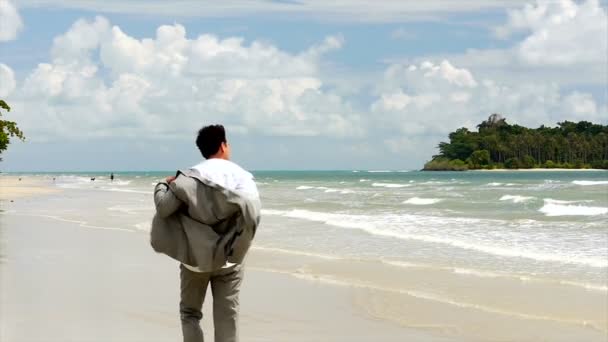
193,159,253,179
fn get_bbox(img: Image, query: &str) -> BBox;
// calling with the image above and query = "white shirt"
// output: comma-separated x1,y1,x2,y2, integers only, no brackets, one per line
184,158,259,272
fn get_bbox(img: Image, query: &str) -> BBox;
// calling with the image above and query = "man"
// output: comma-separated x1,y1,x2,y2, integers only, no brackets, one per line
151,124,260,342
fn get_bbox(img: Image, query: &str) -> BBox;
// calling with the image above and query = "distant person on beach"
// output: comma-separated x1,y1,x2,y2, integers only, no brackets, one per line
152,124,260,342
110,173,114,182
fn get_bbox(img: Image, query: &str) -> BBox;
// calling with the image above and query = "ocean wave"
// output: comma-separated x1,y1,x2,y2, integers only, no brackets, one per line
403,197,443,205
296,185,355,194
485,182,517,186
261,209,607,268
111,180,132,186
539,202,607,217
572,180,608,186
367,170,392,173
499,195,536,203
543,198,591,204
371,182,410,188
418,181,453,185
296,185,315,190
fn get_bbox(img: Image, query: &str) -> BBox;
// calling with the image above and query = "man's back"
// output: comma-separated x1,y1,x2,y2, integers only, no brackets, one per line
191,158,259,199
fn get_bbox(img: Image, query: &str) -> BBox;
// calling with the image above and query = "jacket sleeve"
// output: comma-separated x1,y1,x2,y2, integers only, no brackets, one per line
154,181,182,218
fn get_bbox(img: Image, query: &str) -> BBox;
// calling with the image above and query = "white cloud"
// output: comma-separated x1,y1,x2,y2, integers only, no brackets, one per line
404,0,608,87
496,0,608,66
7,17,363,141
371,59,607,144
0,63,16,96
563,92,600,120
0,0,22,41
17,0,529,22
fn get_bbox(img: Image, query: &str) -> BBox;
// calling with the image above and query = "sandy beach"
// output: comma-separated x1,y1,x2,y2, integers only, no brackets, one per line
0,176,59,200
1,175,606,341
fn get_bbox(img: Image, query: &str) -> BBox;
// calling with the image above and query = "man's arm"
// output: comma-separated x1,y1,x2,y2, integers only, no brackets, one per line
154,176,182,218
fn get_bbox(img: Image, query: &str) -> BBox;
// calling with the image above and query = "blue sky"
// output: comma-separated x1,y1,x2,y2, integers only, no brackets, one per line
0,0,606,171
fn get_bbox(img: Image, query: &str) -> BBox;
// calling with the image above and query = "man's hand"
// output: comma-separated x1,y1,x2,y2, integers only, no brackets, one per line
166,176,177,183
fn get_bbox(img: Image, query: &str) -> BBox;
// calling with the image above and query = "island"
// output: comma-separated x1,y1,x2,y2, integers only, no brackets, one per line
423,114,608,171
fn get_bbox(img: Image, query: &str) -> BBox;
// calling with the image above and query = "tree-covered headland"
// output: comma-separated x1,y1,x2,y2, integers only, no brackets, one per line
423,114,608,171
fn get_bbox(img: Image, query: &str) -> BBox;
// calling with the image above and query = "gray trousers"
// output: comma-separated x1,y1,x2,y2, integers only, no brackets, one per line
179,264,244,342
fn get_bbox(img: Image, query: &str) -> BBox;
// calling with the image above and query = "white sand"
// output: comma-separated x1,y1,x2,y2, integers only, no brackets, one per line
0,175,59,200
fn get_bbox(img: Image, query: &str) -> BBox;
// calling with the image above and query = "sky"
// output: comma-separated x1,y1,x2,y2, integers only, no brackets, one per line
0,0,606,171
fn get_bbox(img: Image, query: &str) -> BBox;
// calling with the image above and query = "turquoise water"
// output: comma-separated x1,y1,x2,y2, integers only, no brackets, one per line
8,170,608,289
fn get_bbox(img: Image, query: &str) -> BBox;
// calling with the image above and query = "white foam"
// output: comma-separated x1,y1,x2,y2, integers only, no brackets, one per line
262,208,608,268
403,197,443,205
111,180,132,186
539,202,608,217
486,182,517,186
296,185,355,194
368,170,392,173
371,182,410,188
296,185,314,190
359,179,370,182
572,180,608,186
499,195,535,203
543,198,590,204
453,268,503,278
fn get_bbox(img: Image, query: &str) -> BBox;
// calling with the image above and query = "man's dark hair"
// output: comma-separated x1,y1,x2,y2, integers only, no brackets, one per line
196,124,226,159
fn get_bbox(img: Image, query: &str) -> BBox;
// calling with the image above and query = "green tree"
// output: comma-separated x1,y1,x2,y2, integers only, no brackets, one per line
0,100,25,161
468,150,490,168
423,114,608,170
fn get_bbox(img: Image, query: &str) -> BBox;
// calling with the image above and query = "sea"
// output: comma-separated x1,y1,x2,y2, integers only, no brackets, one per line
9,170,608,292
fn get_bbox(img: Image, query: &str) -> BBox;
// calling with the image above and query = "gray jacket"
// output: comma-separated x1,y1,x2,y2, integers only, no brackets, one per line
150,168,261,272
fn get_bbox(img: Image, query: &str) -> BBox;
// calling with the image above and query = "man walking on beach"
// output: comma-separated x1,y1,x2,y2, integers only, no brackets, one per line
152,124,260,342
